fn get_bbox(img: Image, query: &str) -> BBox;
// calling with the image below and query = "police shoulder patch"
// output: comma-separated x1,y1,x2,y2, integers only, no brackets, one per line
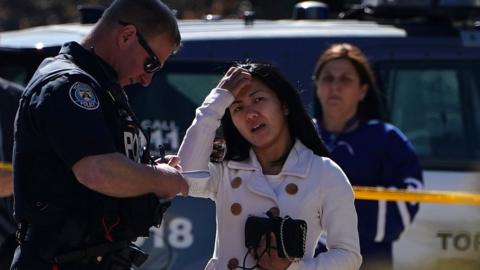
69,82,100,110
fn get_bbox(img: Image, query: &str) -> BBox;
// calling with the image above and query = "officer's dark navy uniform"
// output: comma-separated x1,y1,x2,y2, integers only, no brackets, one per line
12,42,165,270
0,77,22,270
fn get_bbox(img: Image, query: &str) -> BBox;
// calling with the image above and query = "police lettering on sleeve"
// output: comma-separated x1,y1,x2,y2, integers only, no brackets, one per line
30,74,116,167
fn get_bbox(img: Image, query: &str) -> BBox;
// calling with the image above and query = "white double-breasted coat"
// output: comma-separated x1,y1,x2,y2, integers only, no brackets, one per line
178,88,361,270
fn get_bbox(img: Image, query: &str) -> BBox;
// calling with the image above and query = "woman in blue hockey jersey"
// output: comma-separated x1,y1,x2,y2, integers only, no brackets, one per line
313,43,423,270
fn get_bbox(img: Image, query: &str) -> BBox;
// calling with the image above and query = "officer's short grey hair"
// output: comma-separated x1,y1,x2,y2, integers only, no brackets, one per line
101,0,181,51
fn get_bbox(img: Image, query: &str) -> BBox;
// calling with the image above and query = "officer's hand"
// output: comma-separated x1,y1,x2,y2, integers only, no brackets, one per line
155,155,182,171
216,67,251,96
154,164,189,197
176,175,189,196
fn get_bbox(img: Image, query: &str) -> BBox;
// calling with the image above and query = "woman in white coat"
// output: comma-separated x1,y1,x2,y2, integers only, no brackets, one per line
178,62,362,270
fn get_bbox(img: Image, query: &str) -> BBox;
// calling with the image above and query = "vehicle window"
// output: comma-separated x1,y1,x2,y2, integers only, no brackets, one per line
0,65,29,86
125,61,227,155
377,61,480,169
0,48,52,86
166,73,222,105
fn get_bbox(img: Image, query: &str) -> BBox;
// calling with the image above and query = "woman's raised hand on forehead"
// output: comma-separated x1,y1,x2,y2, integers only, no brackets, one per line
215,67,251,96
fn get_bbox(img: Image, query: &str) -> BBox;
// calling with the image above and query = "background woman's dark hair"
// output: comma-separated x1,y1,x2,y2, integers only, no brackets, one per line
312,43,384,121
221,61,330,161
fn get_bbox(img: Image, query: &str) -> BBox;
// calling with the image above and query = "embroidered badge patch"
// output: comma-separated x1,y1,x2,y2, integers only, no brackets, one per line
69,82,99,110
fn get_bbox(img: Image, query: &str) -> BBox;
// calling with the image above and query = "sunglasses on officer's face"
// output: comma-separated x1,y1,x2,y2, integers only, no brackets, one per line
118,21,162,74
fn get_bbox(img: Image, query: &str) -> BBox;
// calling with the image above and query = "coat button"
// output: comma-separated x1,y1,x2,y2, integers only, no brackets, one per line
231,177,242,189
268,207,280,217
285,183,298,195
231,203,242,215
228,258,239,269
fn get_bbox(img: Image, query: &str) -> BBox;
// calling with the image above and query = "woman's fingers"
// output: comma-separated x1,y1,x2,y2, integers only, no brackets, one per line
225,66,236,76
216,67,251,94
256,233,292,270
269,232,277,249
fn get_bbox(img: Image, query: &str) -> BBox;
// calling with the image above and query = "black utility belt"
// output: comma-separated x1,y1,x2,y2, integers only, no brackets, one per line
17,222,148,269
53,240,148,269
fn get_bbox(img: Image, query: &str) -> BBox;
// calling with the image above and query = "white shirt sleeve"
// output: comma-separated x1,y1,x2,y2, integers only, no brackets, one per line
177,88,234,199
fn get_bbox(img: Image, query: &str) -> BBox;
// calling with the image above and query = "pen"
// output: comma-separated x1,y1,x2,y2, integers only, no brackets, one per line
158,144,166,163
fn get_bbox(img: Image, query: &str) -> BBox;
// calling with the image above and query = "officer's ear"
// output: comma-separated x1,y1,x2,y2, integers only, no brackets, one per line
117,24,136,48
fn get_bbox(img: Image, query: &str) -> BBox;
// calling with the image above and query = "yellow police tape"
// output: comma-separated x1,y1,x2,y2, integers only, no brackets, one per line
353,186,480,205
0,161,12,171
2,160,480,205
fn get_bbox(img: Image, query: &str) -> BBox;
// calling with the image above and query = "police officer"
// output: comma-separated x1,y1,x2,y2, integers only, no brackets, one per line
0,77,22,269
11,1,188,269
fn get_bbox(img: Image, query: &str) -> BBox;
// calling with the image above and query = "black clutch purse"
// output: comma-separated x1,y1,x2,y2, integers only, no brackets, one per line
245,214,307,260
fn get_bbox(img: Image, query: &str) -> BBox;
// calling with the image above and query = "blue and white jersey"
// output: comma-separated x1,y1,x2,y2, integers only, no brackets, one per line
319,119,423,244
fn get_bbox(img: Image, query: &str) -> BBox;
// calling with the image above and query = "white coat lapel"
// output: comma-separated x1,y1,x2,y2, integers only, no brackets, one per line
228,151,279,204
226,140,314,203
245,171,278,204
281,140,313,178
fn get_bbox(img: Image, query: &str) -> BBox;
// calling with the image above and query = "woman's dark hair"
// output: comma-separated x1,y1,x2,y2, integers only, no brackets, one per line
312,43,384,121
221,61,330,161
